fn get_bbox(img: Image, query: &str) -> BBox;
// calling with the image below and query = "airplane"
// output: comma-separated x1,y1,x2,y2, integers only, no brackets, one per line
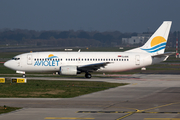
4,21,173,78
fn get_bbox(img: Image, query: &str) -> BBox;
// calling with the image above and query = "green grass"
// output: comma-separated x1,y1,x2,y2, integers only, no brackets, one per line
0,63,16,74
0,80,128,98
0,52,22,58
0,106,21,114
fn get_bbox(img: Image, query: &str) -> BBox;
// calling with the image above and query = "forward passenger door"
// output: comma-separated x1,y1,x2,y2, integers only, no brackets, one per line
27,54,32,65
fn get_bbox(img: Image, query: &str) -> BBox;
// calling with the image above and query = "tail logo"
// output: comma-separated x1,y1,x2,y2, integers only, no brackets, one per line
141,36,166,53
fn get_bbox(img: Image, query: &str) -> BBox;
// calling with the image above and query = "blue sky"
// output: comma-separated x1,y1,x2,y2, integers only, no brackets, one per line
0,0,179,32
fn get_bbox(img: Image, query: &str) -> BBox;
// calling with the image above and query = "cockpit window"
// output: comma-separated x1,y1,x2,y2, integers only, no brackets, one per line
12,58,20,60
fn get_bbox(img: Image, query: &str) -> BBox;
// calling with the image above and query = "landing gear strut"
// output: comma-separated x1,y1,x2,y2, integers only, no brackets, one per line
85,73,91,79
22,74,26,78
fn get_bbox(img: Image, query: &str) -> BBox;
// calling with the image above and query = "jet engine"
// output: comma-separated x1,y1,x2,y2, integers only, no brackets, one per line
60,66,78,75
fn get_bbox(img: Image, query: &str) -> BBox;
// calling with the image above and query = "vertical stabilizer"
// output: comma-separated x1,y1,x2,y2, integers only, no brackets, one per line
126,21,172,56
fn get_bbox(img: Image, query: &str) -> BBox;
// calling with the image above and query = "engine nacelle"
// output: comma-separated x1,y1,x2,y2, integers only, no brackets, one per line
60,66,77,75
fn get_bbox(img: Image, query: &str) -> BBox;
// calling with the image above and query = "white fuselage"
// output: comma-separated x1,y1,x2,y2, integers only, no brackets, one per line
4,51,160,73
3,21,172,78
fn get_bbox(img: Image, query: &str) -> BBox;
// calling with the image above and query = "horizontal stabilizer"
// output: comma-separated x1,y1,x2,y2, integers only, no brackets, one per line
152,52,175,58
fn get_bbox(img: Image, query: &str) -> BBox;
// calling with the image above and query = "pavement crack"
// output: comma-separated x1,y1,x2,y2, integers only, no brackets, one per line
102,102,117,110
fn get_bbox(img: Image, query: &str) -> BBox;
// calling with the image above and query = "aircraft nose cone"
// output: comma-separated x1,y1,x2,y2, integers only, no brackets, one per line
4,61,7,67
4,61,10,68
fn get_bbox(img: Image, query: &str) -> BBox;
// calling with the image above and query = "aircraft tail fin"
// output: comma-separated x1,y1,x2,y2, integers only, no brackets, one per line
125,21,172,56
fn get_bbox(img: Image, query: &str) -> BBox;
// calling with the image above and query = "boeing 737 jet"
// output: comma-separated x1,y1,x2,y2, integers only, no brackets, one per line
4,21,173,78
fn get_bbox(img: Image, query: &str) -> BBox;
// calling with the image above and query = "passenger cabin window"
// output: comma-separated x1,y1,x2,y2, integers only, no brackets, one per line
62,57,129,62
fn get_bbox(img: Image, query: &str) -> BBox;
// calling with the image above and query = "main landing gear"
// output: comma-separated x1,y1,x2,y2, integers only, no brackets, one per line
85,73,91,79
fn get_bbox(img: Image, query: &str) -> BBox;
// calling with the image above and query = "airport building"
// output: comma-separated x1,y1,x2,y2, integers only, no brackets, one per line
122,33,151,45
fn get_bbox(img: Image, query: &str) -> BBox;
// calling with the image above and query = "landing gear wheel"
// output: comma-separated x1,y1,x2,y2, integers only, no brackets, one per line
85,73,91,79
22,74,26,78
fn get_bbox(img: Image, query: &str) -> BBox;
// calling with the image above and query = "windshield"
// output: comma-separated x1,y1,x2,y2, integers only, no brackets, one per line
12,58,20,60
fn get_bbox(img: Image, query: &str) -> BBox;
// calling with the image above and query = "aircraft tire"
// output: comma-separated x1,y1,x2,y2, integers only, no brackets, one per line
85,73,91,78
22,74,26,78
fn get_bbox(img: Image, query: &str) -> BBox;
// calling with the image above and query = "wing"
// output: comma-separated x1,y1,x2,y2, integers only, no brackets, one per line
77,62,110,72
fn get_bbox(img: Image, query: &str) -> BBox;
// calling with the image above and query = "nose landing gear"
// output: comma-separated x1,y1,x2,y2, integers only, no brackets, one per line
22,74,26,78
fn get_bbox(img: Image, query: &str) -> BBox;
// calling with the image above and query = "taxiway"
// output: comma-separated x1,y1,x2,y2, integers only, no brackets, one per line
0,74,180,120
